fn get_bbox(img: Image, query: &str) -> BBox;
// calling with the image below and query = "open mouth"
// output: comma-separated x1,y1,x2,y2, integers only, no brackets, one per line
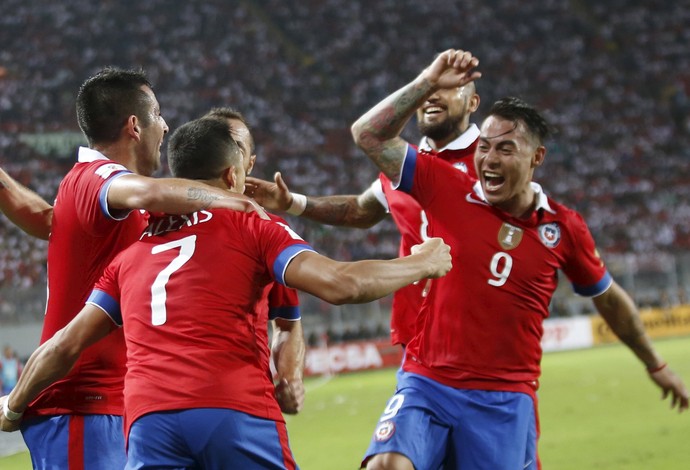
423,105,445,116
483,171,505,191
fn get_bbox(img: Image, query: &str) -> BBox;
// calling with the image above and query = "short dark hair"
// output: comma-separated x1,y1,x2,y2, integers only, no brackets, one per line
76,67,153,145
167,118,243,180
488,97,550,145
203,106,255,154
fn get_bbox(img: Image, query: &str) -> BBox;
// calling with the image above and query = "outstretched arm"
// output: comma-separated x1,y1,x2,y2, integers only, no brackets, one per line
351,49,480,182
1,305,115,431
107,174,268,219
272,318,306,415
0,168,53,240
284,237,452,305
593,282,689,412
245,172,387,228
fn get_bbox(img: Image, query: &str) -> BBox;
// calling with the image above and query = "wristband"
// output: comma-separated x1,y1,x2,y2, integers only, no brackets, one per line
2,397,23,421
647,362,667,374
286,193,307,216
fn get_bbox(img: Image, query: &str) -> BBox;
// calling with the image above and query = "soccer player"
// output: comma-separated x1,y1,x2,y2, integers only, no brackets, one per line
203,106,306,414
0,117,452,469
0,67,265,469
245,82,480,348
350,49,689,470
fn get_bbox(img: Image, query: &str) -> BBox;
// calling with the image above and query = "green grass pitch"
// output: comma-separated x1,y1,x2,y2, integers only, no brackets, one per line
2,336,688,469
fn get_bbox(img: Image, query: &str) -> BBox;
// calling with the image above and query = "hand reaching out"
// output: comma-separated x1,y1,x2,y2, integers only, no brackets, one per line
245,172,294,212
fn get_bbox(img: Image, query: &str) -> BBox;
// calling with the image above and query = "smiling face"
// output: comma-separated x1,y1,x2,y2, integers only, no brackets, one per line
416,83,479,149
135,86,169,176
474,115,545,218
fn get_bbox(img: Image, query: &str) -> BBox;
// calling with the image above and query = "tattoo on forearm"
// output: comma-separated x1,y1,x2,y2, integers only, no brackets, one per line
187,187,220,208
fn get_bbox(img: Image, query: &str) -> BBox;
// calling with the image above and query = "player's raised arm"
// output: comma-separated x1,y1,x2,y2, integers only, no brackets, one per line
107,173,268,219
1,304,116,432
245,172,387,229
351,49,480,182
284,237,451,305
272,318,305,415
0,167,53,240
592,281,689,412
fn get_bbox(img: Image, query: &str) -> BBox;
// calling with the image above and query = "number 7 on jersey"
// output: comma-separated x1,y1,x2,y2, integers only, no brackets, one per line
150,235,197,326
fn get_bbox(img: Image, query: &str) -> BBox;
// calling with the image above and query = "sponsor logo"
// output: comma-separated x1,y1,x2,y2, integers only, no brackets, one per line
498,223,523,250
453,162,468,173
538,223,561,248
374,420,395,442
465,192,489,206
95,163,127,180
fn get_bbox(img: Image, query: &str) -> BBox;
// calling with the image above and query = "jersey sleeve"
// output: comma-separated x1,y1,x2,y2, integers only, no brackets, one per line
73,162,136,234
561,211,612,297
249,214,315,286
395,144,467,209
86,258,123,325
267,283,301,321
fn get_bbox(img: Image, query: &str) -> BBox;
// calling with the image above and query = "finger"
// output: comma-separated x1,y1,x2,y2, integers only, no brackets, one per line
421,279,432,297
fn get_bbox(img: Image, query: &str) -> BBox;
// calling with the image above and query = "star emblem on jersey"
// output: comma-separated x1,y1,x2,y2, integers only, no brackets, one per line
374,420,396,442
498,223,523,250
538,223,561,248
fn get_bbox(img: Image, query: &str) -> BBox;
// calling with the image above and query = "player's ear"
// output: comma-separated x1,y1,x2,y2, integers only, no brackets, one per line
247,154,256,176
532,146,546,168
470,93,480,113
221,166,239,191
126,116,141,140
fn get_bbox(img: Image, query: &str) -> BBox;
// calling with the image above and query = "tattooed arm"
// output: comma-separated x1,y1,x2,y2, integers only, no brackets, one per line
107,173,267,217
350,49,481,181
245,172,387,229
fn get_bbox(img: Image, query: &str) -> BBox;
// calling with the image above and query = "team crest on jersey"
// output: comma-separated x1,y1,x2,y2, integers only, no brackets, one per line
374,420,395,442
538,223,561,248
498,223,523,250
95,163,127,180
453,162,468,173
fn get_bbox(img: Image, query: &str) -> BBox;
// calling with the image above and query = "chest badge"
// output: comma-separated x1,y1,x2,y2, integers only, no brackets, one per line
538,223,561,248
498,223,523,250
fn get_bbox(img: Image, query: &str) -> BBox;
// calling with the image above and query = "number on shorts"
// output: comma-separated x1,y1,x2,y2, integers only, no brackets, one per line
380,394,405,421
488,251,513,287
150,235,197,326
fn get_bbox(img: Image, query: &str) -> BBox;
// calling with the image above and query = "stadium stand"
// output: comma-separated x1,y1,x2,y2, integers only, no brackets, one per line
1,0,689,336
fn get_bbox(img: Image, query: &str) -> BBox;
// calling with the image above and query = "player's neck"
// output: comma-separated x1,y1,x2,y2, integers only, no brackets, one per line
91,143,137,172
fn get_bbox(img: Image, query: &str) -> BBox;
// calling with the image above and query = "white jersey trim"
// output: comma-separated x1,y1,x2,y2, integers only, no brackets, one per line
78,146,110,163
471,180,556,214
369,179,389,213
418,123,480,152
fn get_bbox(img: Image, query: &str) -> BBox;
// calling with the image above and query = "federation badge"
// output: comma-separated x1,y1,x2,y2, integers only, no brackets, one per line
539,223,561,248
374,420,396,442
498,223,523,250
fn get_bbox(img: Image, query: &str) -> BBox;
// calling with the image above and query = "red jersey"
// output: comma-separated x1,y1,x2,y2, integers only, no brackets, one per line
88,209,313,438
28,147,147,417
398,147,611,398
372,126,479,345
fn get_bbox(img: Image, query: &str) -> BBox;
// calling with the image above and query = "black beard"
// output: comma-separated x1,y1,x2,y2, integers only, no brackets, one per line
418,115,461,142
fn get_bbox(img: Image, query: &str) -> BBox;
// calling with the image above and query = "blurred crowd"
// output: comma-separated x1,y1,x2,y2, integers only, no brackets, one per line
1,0,689,324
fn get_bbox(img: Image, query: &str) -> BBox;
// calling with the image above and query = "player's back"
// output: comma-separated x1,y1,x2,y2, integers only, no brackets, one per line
29,160,147,417
103,208,311,435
